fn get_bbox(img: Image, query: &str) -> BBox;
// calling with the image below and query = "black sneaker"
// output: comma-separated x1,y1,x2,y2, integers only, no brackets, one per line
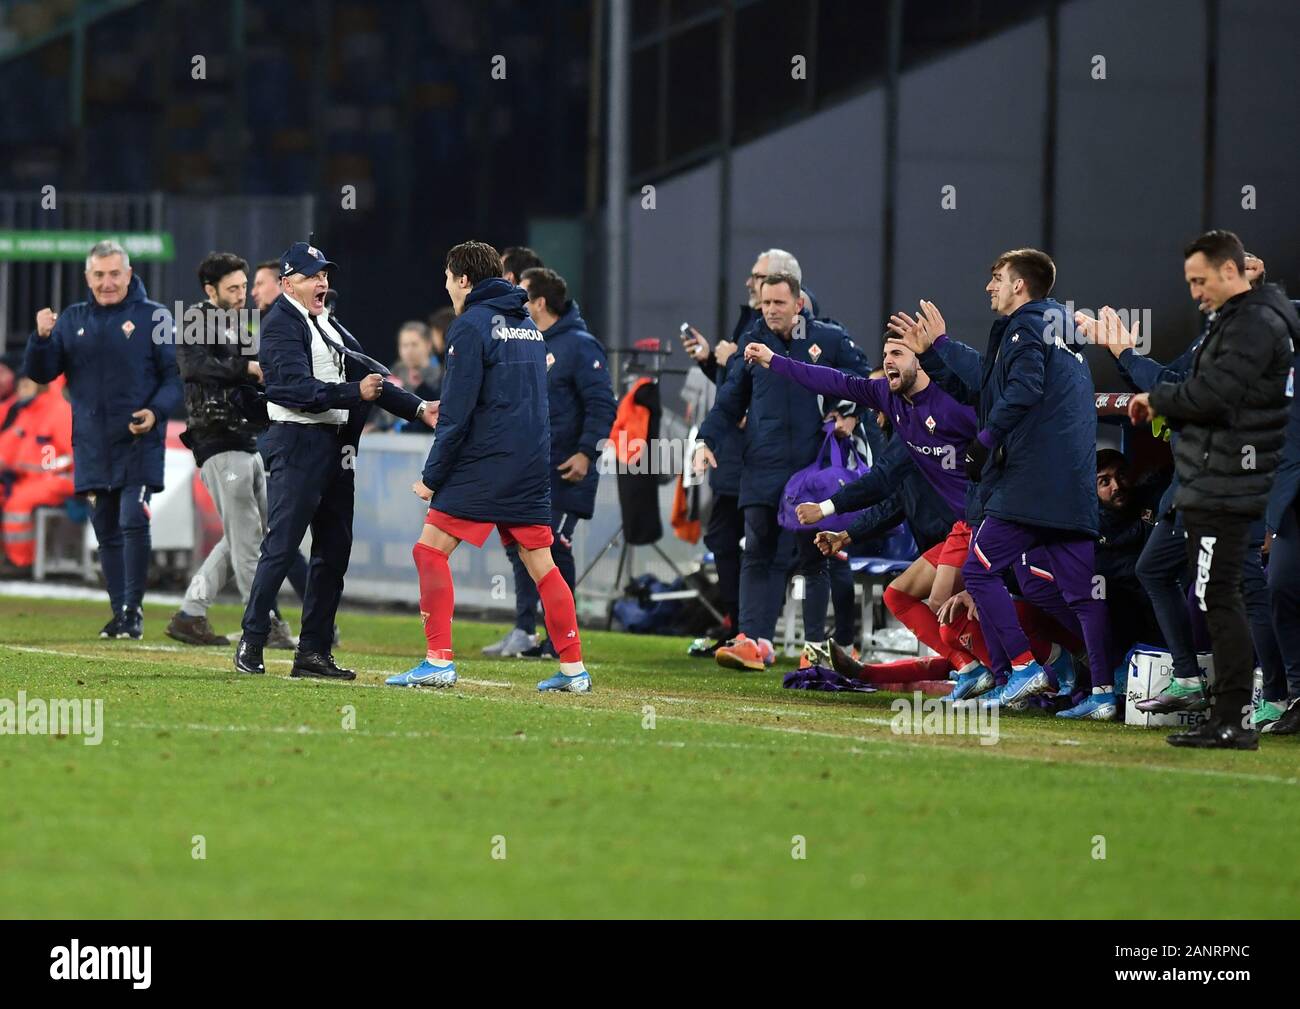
99,613,124,639
1265,697,1300,736
290,650,356,681
166,611,230,646
829,639,868,679
1167,721,1259,750
117,607,143,640
519,638,559,660
687,637,723,658
234,637,266,675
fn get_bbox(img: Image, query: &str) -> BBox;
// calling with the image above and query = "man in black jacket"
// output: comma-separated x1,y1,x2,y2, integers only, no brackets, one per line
165,252,295,650
1129,230,1298,749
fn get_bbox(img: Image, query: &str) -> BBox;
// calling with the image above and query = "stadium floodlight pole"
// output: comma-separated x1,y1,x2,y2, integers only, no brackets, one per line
604,0,630,377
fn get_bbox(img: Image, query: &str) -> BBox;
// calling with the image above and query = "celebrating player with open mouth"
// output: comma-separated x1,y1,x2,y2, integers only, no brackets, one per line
386,241,591,693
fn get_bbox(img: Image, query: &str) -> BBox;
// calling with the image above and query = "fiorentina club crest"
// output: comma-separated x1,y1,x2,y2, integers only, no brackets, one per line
121,320,135,339
546,352,556,370
808,343,821,362
925,415,937,434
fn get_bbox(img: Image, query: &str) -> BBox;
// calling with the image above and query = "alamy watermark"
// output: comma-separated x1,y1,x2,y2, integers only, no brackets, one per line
149,303,260,355
1044,302,1154,356
890,691,999,745
0,690,103,745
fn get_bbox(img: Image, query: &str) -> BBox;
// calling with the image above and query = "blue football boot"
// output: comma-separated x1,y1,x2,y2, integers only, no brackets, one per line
1057,690,1118,720
386,659,457,688
1002,660,1053,705
538,668,593,693
949,665,995,701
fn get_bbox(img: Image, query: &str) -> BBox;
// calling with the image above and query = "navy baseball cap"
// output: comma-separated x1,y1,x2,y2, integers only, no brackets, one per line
280,241,337,279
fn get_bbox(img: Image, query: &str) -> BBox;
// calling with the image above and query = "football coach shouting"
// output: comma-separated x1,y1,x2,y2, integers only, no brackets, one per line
234,241,434,678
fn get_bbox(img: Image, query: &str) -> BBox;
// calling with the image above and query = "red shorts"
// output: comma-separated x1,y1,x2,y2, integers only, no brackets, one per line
922,520,972,570
425,508,554,550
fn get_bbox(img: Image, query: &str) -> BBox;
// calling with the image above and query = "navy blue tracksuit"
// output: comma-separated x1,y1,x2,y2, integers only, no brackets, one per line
697,304,754,631
508,302,616,633
927,301,1107,679
698,311,873,643
24,275,182,615
241,294,423,652
422,279,551,523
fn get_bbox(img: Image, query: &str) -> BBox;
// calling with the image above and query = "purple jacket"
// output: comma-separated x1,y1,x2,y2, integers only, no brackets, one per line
767,353,976,518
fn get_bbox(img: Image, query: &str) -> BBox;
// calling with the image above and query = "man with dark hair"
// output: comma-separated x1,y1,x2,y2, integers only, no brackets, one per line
1084,252,1270,719
388,241,591,692
232,241,434,678
25,240,182,639
481,266,616,658
250,259,282,313
500,246,543,285
693,272,873,671
900,251,1112,716
747,332,998,696
166,251,302,648
1094,448,1162,657
1127,229,1299,748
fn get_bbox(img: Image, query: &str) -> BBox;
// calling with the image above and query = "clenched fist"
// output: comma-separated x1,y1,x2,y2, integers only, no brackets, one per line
795,502,824,525
360,373,384,401
36,308,58,338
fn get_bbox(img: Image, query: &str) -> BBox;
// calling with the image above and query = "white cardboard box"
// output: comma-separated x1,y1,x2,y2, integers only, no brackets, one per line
1124,648,1214,729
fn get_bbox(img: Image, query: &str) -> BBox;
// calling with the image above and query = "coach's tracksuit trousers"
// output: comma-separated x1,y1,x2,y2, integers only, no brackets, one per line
739,504,829,644
1181,510,1256,727
90,485,152,614
242,423,353,655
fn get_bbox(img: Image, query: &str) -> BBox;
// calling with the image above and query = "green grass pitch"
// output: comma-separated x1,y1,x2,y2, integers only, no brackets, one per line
1,593,1297,918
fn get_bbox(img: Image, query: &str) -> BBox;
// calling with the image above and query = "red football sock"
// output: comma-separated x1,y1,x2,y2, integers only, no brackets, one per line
413,542,454,658
941,611,990,667
884,585,977,671
537,566,582,663
856,655,952,684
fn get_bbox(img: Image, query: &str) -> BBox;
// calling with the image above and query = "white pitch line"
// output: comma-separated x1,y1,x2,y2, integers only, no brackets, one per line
4,643,1296,788
0,644,512,688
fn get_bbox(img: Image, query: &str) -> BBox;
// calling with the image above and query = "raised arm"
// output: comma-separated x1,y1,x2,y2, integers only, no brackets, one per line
759,349,887,412
24,308,69,384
